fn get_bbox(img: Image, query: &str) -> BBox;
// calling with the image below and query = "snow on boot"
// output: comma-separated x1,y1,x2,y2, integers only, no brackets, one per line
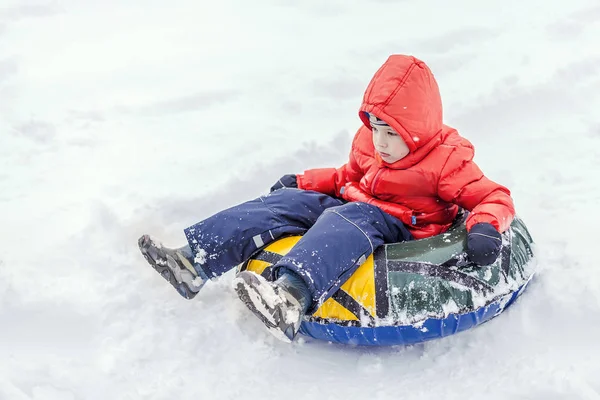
138,234,206,299
233,270,309,343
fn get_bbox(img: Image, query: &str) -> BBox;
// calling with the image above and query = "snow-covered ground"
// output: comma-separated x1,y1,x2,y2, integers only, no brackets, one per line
1,1,600,399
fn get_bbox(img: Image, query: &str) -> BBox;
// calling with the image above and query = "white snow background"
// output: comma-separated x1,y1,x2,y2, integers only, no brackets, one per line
1,1,600,399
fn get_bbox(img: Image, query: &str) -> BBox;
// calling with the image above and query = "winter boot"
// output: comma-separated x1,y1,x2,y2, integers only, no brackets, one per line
233,269,311,342
138,234,207,299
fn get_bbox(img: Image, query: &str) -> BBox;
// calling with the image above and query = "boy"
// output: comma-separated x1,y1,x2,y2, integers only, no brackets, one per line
138,55,514,342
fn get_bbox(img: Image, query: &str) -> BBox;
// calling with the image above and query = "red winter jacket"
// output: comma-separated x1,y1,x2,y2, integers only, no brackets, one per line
297,55,515,239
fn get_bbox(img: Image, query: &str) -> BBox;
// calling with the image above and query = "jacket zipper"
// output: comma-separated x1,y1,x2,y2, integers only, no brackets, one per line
371,168,383,196
372,167,416,226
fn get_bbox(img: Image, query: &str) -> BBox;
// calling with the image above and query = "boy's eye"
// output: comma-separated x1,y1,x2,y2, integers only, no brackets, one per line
387,131,398,136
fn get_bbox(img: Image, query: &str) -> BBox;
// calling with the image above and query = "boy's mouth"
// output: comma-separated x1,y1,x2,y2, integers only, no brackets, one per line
378,151,391,158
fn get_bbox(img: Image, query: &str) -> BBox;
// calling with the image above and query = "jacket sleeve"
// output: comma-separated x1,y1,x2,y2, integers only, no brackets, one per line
437,146,515,233
296,132,364,197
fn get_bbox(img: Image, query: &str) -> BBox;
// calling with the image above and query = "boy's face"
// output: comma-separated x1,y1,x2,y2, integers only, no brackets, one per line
370,115,410,163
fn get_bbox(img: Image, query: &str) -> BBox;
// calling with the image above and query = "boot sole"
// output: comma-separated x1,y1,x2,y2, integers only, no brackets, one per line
138,235,198,300
233,273,297,343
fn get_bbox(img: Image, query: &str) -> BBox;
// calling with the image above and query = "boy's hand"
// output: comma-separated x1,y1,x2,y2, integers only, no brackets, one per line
466,223,502,266
270,174,298,192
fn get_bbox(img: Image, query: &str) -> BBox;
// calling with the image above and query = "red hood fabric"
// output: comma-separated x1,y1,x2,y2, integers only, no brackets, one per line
358,55,444,169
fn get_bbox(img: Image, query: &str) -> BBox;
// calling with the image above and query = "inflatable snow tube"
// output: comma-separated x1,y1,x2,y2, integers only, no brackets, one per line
239,214,535,346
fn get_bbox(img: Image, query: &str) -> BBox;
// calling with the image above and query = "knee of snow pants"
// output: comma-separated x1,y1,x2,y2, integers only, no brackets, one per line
183,188,344,278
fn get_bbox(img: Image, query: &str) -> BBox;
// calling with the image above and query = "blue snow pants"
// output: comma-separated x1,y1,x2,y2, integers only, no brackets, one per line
184,188,413,310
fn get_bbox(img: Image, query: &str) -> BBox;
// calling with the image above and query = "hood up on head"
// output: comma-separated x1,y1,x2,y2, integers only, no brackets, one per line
359,55,444,168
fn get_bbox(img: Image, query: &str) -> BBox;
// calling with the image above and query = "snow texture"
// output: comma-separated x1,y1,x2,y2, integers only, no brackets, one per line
1,0,600,399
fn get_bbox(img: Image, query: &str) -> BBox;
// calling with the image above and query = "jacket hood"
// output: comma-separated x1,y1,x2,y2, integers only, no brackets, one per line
359,55,444,168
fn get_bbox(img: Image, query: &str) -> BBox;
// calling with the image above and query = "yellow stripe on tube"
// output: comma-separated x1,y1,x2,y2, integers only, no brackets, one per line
312,255,376,321
264,236,301,255
339,254,376,317
312,298,359,321
245,259,272,276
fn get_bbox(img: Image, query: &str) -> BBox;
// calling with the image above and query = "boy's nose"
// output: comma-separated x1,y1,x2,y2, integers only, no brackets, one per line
376,138,387,148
